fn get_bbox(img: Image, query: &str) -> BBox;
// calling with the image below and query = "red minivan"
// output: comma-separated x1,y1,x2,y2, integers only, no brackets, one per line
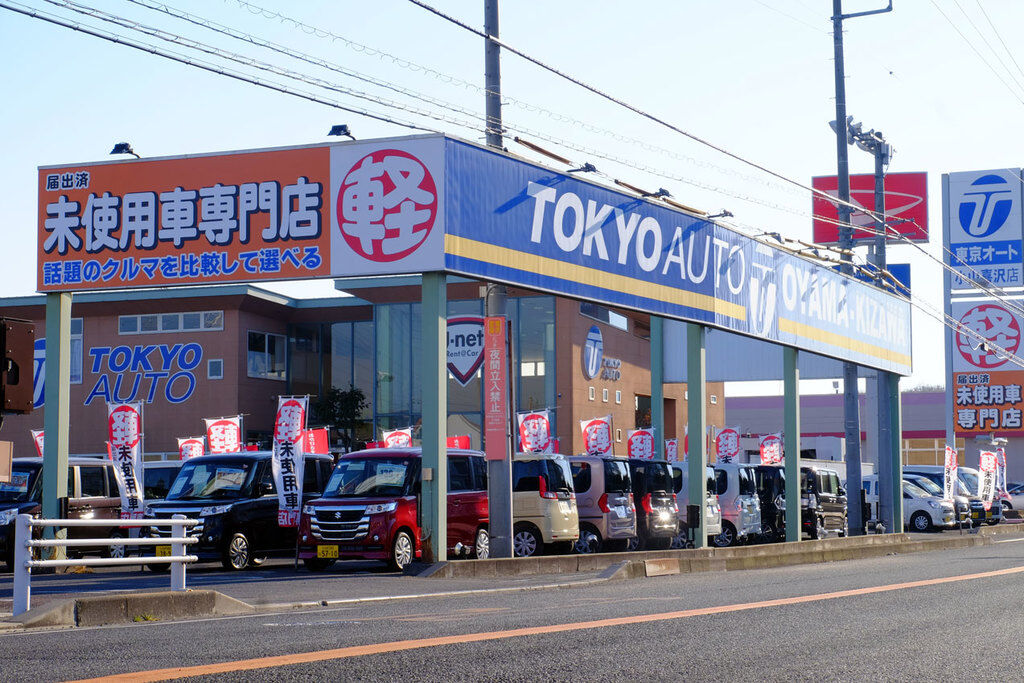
298,447,489,571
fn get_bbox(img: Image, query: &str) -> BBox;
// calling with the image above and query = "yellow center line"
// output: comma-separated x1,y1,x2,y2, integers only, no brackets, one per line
72,563,1024,682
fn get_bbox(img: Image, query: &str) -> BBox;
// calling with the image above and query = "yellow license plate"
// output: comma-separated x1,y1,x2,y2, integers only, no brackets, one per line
317,545,339,559
156,545,172,557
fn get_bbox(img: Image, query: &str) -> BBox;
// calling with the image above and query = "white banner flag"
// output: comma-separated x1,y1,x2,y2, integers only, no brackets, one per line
516,410,553,453
205,416,243,454
272,397,308,527
943,445,958,501
580,415,613,456
108,402,144,519
178,436,205,460
382,428,413,448
979,450,998,511
30,430,44,457
715,426,741,464
626,428,655,459
665,439,679,462
759,433,783,465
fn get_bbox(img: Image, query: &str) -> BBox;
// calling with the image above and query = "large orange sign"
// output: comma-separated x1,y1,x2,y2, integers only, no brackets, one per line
38,146,330,291
953,369,1024,435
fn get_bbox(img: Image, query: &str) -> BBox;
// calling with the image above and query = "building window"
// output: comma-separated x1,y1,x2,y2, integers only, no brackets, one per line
119,311,223,335
589,386,595,401
710,395,718,405
615,390,622,404
615,428,622,442
580,302,628,331
684,390,688,400
70,317,83,384
248,331,286,380
602,388,609,402
208,359,224,380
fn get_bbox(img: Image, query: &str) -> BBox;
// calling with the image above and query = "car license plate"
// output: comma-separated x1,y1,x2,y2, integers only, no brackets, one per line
155,545,171,557
317,545,339,559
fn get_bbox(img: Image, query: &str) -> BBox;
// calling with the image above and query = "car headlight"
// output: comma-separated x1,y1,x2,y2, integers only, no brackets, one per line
302,504,316,515
199,504,233,517
0,508,18,525
928,500,942,509
365,502,398,515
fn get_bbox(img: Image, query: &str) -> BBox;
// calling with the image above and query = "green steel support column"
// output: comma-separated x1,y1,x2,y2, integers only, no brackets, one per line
686,323,707,549
42,292,72,558
651,316,664,460
890,373,903,533
420,272,447,562
783,346,802,543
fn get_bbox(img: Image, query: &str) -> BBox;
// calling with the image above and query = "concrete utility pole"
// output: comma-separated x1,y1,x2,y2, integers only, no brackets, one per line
483,0,513,559
830,0,892,535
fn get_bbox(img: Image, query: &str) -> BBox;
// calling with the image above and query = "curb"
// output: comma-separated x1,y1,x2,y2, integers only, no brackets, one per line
4,590,253,630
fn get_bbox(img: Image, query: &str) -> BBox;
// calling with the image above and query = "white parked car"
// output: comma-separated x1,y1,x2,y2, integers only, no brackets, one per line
711,462,761,546
862,475,956,532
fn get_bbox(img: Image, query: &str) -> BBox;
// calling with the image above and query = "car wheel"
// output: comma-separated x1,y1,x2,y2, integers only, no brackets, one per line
670,529,687,549
910,511,931,532
222,532,252,571
473,527,490,560
104,529,127,559
389,530,414,571
303,557,335,572
713,521,737,547
646,536,672,551
987,517,1001,526
1001,501,1011,512
574,527,602,554
512,524,542,557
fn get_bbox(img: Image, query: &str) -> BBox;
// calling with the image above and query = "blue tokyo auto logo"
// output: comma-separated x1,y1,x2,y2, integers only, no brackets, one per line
582,325,603,380
959,174,1014,238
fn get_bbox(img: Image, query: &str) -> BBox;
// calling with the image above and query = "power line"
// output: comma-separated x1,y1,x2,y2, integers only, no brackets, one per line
951,0,1024,95
975,0,1024,91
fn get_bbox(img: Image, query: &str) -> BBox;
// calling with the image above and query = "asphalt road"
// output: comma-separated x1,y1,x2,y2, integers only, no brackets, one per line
3,537,1024,681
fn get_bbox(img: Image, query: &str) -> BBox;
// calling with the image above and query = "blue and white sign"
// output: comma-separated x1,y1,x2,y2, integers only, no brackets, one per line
32,338,45,409
446,316,485,386
582,325,603,379
84,343,203,406
948,169,1023,288
439,138,911,375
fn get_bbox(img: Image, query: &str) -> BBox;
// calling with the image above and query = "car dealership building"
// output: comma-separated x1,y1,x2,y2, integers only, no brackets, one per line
0,280,724,458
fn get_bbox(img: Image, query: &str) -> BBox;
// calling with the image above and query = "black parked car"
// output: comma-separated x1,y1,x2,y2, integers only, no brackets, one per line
144,452,334,570
754,464,786,542
626,459,677,551
801,465,847,539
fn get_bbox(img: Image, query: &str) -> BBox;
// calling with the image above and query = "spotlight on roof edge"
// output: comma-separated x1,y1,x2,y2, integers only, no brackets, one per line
328,124,356,140
109,142,139,159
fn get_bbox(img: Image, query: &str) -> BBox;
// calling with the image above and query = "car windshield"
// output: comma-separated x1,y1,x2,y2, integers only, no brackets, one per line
647,462,673,494
324,458,415,498
738,467,757,496
167,460,257,500
903,481,930,498
0,465,39,504
603,460,630,494
908,476,943,496
959,471,980,496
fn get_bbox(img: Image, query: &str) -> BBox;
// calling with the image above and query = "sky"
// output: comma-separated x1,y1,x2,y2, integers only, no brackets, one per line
3,0,1024,394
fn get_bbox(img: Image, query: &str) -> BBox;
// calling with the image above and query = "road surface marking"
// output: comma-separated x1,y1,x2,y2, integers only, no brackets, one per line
995,537,1024,543
73,563,1024,683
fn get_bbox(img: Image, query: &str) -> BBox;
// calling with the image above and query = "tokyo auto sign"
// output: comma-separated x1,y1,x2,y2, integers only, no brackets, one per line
330,138,445,276
953,302,1022,371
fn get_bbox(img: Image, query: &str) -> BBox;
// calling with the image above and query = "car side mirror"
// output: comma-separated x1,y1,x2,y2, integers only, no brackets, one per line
838,486,846,496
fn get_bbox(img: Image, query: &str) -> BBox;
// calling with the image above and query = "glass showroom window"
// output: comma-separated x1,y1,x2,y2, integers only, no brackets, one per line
248,331,286,380
70,317,83,384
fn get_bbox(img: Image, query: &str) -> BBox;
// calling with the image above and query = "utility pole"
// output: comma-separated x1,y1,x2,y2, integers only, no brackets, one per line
831,0,892,536
484,0,513,559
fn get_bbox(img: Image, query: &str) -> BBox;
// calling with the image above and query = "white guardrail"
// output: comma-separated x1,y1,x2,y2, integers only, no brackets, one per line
12,514,199,616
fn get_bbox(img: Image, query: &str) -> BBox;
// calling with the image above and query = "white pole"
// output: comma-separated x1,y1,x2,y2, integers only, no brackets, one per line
13,514,32,615
170,514,185,591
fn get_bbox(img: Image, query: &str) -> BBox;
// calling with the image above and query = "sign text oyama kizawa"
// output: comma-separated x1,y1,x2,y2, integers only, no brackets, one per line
108,402,144,519
272,397,307,527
